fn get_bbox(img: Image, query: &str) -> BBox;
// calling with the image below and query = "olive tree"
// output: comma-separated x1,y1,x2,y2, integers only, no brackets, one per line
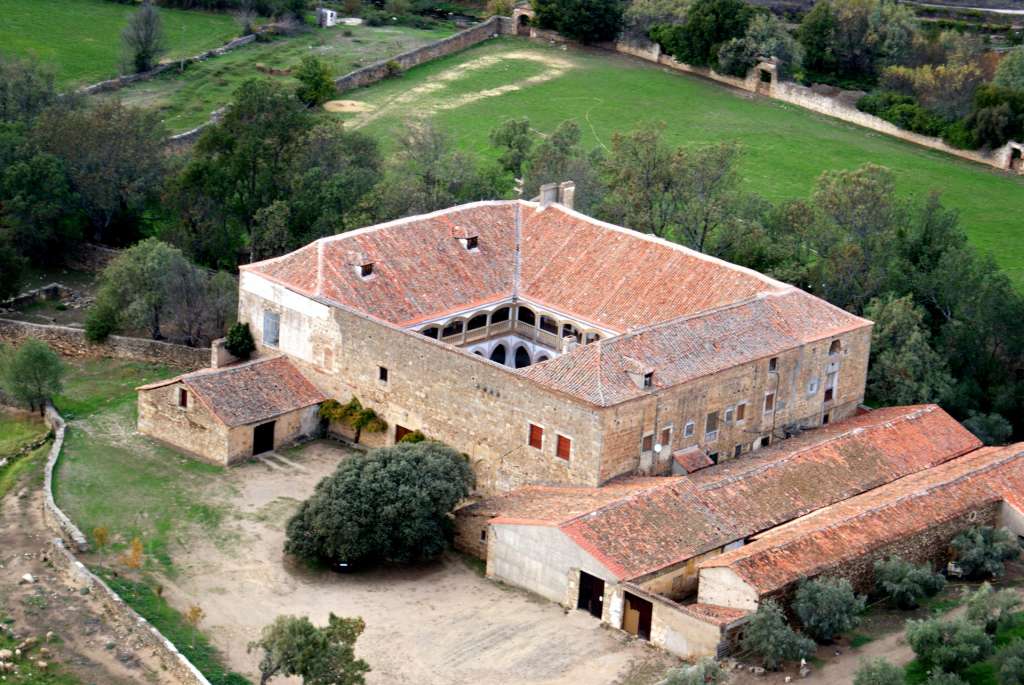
249,614,369,685
793,576,866,643
0,339,64,414
853,658,904,685
874,557,946,609
965,582,1021,634
952,526,1021,579
906,617,992,673
740,599,816,670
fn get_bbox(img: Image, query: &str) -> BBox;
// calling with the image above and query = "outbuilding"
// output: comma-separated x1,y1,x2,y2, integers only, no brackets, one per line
137,356,325,466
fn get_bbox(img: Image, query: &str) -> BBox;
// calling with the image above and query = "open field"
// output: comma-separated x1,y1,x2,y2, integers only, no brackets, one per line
334,38,1024,287
51,357,677,684
112,23,455,133
0,0,240,87
0,408,47,458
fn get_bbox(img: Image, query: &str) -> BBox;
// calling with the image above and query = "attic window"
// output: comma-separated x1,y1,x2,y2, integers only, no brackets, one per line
642,371,654,389
359,263,374,279
177,388,188,408
461,235,479,251
829,339,842,356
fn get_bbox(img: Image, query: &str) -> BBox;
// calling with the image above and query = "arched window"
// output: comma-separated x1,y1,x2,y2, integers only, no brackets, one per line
535,355,550,363
490,344,507,365
539,315,559,335
514,346,532,368
442,320,464,338
517,306,536,326
584,332,601,344
421,327,439,339
467,313,488,330
490,306,511,323
829,339,842,356
561,323,579,340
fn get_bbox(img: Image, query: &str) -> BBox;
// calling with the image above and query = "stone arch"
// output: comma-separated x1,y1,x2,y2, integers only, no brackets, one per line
517,305,536,326
467,313,488,331
514,345,532,368
490,344,507,365
490,306,511,324
535,354,550,363
421,326,440,339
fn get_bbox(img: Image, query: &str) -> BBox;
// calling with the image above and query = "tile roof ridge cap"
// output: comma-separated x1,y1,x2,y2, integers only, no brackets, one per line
559,476,701,528
181,354,282,382
316,200,519,246
696,406,941,490
548,203,794,291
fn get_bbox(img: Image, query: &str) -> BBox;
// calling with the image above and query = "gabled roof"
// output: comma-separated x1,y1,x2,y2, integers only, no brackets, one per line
698,443,1024,597
138,356,326,427
463,406,979,580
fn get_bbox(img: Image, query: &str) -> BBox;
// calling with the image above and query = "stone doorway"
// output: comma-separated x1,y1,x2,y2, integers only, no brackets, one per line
253,420,276,455
577,571,604,619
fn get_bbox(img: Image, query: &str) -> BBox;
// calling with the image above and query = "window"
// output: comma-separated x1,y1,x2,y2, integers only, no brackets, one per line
822,411,831,425
528,423,543,450
824,371,837,402
643,372,654,389
764,392,775,413
759,435,771,448
660,427,671,450
422,327,439,339
467,314,488,330
683,421,695,438
465,236,479,250
480,529,487,542
829,339,842,356
517,306,536,326
734,443,742,458
808,378,820,395
736,403,747,422
768,357,778,372
724,405,735,423
705,411,719,441
539,315,559,335
642,434,654,452
177,387,188,408
378,366,388,382
556,435,571,460
263,311,280,347
360,263,374,278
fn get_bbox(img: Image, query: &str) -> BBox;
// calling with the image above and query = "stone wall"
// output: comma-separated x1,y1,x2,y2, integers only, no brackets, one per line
64,242,120,272
41,404,89,553
612,583,736,660
0,319,208,370
334,16,513,92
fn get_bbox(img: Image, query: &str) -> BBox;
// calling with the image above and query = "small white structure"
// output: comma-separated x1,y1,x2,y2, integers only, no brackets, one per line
317,7,338,27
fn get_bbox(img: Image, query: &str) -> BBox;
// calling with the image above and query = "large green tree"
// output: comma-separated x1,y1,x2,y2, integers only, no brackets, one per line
650,0,754,68
522,119,605,215
793,577,866,643
249,614,369,685
533,0,624,44
906,617,992,673
994,47,1024,92
0,339,64,414
740,599,816,670
284,441,474,565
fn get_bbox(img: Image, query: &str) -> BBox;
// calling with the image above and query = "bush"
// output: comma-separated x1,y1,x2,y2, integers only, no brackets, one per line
398,429,428,443
853,657,904,685
0,338,64,414
284,441,474,565
996,639,1024,685
663,657,727,685
85,300,120,343
926,674,968,685
532,0,624,45
793,576,866,643
952,526,1021,579
224,322,256,359
319,397,386,444
384,60,402,77
294,55,335,107
740,599,817,671
650,0,754,67
906,617,993,673
857,91,916,117
874,557,946,609
965,582,1022,634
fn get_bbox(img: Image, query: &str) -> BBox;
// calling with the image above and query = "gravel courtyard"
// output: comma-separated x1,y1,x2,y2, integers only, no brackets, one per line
158,441,676,685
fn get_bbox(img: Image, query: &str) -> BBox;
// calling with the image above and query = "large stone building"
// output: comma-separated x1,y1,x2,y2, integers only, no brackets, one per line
230,197,872,493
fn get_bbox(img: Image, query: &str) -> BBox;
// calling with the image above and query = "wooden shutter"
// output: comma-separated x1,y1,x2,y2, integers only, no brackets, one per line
528,424,543,449
556,435,571,460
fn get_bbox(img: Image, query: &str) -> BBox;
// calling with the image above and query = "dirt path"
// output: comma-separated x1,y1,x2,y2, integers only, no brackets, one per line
156,442,677,685
0,470,178,684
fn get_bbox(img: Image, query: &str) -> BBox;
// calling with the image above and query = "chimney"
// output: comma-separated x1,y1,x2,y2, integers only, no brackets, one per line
210,337,238,369
562,335,579,353
558,181,575,210
539,182,559,207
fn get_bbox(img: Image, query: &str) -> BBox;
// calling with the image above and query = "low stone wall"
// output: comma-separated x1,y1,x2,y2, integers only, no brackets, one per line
334,16,513,92
64,242,120,272
0,319,208,370
0,284,72,311
41,404,88,552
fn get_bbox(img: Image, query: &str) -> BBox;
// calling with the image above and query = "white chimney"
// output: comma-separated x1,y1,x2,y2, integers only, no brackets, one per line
558,181,575,209
539,182,559,207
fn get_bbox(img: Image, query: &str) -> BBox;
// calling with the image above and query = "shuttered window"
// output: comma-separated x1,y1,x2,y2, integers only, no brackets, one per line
263,311,280,347
528,424,543,449
556,435,571,460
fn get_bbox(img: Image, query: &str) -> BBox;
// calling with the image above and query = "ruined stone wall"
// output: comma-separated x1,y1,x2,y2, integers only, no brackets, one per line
334,16,513,92
0,319,208,369
138,382,231,465
598,325,872,481
238,272,605,494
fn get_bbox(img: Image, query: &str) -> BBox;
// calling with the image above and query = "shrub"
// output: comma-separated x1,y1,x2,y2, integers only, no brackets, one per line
0,338,64,414
384,60,402,77
85,299,120,343
663,657,727,685
965,582,1022,634
532,0,624,45
319,397,386,444
650,0,754,67
294,55,335,107
224,322,256,359
874,557,946,609
740,599,817,671
398,429,428,443
926,674,968,685
952,526,1021,578
857,91,917,117
906,617,993,673
996,639,1024,685
284,441,475,565
853,657,904,685
486,0,514,16
793,576,866,643
942,119,977,149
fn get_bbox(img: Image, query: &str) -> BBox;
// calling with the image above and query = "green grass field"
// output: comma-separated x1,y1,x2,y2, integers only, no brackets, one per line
0,409,47,457
334,38,1024,287
112,22,455,133
0,0,239,87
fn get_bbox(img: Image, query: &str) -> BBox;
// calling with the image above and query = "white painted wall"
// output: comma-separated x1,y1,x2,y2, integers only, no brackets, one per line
239,272,332,364
697,567,760,612
999,502,1024,538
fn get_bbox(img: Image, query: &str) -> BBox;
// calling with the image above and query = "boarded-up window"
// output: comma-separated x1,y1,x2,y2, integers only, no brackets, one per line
764,392,775,413
263,311,280,347
556,435,571,460
660,427,671,450
705,411,719,441
528,424,543,449
736,403,746,421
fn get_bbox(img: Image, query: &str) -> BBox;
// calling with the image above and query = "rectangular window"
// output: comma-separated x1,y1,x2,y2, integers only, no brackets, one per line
528,423,543,450
724,405,735,424
556,435,571,460
660,427,671,450
824,371,837,402
684,421,695,438
734,443,742,458
263,311,280,347
480,529,487,542
736,403,746,421
379,366,388,382
642,433,654,452
643,372,654,389
705,411,719,441
177,387,188,408
764,392,775,413
768,357,778,372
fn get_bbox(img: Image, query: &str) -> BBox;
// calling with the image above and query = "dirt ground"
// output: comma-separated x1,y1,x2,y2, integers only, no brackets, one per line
0,480,178,684
154,441,678,685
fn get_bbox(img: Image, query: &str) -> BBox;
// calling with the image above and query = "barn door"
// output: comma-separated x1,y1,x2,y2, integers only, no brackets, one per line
577,571,605,619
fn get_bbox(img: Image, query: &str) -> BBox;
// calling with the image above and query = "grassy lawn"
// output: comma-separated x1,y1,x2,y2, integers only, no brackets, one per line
0,409,47,457
0,0,239,87
53,359,228,572
334,37,1024,288
111,22,456,133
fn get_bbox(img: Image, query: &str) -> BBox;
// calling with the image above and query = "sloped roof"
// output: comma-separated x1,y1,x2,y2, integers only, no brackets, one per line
466,406,979,580
139,356,326,427
699,443,1024,597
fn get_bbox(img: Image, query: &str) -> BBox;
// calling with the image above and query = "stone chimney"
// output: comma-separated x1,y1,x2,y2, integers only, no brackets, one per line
210,338,238,369
539,182,559,206
562,335,579,353
558,181,575,210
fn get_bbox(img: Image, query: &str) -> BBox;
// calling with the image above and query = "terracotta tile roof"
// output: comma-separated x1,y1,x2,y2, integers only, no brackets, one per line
141,357,326,427
518,288,870,406
243,202,870,407
679,602,751,627
674,447,714,474
699,443,1024,596
469,406,978,580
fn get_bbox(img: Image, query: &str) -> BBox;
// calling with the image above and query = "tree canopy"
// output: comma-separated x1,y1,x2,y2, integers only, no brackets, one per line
249,613,370,685
0,339,64,414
